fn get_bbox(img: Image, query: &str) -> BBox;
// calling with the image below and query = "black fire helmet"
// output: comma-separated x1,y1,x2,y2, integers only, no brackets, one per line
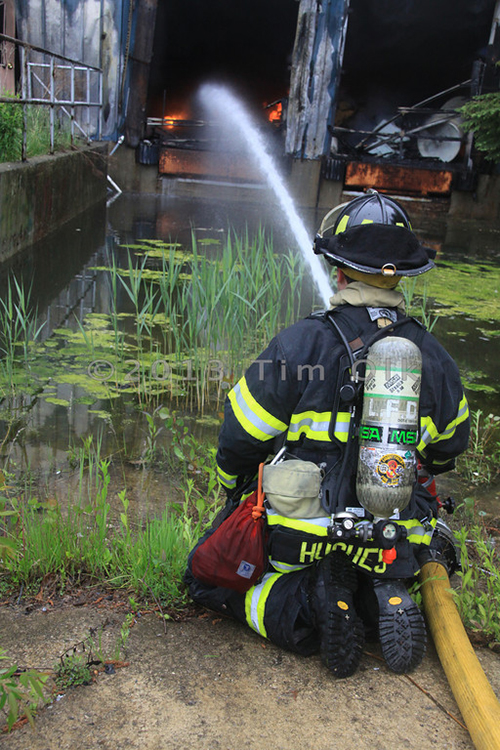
313,190,436,280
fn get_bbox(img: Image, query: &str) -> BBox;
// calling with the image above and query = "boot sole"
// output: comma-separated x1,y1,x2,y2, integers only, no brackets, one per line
321,554,365,678
375,580,426,674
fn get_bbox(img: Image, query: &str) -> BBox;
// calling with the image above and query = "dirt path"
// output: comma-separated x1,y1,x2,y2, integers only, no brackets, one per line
1,601,499,750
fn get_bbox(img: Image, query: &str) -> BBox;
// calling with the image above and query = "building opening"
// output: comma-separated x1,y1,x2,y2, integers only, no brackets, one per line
328,0,498,191
146,0,298,138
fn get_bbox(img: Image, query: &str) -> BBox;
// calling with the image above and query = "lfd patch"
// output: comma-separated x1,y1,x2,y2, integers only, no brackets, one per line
376,453,405,485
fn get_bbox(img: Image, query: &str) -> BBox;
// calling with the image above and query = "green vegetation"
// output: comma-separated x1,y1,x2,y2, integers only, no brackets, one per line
0,99,76,162
400,276,439,331
453,503,500,648
402,259,500,322
456,410,500,485
0,418,221,603
0,648,48,731
54,653,91,691
0,230,307,423
0,100,23,162
460,93,500,163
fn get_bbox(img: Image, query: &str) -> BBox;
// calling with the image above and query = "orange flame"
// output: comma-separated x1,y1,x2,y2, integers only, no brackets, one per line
163,112,189,130
267,102,282,124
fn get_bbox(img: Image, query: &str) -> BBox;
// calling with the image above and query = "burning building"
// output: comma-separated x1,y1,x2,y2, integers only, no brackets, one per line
14,0,500,199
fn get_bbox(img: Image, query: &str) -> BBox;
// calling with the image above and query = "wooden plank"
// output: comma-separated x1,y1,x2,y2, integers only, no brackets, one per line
286,0,349,159
344,162,453,196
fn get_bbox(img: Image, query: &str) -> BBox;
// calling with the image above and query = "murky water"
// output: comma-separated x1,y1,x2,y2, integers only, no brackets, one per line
1,191,499,514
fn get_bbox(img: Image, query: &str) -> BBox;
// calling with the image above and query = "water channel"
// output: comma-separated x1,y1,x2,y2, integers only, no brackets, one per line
1,189,500,518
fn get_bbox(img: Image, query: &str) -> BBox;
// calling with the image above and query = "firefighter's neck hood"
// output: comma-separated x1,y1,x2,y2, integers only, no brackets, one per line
329,281,406,312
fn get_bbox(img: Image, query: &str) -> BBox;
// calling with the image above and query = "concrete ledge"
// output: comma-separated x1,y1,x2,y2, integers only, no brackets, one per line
449,174,500,221
0,143,108,263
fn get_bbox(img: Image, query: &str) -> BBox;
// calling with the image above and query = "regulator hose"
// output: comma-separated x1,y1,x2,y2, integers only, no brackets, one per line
420,561,500,750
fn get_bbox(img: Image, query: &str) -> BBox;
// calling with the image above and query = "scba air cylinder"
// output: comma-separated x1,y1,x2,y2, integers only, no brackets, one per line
356,336,422,518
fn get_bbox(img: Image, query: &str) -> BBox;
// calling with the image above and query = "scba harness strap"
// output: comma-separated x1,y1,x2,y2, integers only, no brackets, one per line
313,306,426,517
262,305,434,578
265,507,436,579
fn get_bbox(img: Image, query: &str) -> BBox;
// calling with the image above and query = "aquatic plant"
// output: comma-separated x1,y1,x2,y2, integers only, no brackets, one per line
400,277,439,332
0,276,45,398
0,227,308,419
406,259,500,322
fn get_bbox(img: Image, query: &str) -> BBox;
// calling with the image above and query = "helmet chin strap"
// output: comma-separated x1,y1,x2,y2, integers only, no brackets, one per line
342,267,401,289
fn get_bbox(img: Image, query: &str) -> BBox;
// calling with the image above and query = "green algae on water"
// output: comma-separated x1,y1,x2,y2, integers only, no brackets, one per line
422,260,500,320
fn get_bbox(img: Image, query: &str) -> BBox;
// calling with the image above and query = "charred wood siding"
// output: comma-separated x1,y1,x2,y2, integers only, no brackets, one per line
286,0,349,159
124,0,158,147
17,0,123,139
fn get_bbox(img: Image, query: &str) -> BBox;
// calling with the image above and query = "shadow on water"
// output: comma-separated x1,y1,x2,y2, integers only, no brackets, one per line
1,192,500,515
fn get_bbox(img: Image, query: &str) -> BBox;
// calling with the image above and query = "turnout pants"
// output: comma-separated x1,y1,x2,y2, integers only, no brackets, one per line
185,562,320,656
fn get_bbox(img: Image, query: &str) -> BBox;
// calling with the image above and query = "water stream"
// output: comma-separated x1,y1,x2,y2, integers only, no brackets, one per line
198,84,334,307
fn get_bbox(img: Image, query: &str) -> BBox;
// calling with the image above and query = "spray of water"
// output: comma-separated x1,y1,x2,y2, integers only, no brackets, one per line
199,84,334,307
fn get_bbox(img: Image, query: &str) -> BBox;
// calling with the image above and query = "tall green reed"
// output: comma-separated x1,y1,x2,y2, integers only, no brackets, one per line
104,226,307,411
0,277,45,399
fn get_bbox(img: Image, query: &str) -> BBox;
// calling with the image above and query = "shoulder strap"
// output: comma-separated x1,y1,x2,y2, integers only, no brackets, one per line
325,306,426,363
320,307,427,515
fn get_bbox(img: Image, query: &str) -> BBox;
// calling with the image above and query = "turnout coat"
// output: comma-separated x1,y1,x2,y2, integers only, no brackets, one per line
215,297,469,579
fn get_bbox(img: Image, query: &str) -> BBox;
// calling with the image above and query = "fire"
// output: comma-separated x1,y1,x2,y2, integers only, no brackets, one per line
267,101,282,124
163,112,189,130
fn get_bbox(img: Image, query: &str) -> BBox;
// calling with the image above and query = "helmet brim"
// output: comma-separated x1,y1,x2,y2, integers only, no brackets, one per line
314,224,435,277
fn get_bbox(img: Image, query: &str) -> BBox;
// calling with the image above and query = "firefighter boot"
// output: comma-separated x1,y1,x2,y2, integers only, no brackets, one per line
373,578,426,673
312,551,365,678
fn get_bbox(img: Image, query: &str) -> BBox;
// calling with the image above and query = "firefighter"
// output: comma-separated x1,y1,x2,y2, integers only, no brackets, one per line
185,191,470,678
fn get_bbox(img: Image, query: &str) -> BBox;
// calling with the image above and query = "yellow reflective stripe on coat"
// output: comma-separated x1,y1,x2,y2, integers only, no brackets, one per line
287,411,332,442
245,572,282,637
228,376,287,442
395,517,436,545
266,508,330,536
333,411,350,443
417,394,469,453
217,465,237,489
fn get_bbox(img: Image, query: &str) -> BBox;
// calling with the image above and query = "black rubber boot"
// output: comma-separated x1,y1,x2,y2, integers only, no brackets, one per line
312,552,365,678
373,579,426,674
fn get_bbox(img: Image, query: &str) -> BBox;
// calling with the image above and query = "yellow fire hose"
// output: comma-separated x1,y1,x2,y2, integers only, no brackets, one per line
420,561,500,750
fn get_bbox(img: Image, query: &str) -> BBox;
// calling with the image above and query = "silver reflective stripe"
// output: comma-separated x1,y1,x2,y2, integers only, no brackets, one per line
288,415,330,436
217,467,237,488
231,381,284,438
266,508,331,531
247,572,276,634
269,559,310,573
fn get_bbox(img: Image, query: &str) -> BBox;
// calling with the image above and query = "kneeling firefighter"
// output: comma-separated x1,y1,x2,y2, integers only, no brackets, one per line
184,191,470,678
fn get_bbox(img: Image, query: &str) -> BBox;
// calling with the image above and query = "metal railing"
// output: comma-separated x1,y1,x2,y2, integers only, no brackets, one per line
0,34,102,160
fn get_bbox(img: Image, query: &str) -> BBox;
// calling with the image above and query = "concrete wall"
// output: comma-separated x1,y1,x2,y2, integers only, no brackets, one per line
449,174,500,222
109,145,500,223
0,143,108,263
